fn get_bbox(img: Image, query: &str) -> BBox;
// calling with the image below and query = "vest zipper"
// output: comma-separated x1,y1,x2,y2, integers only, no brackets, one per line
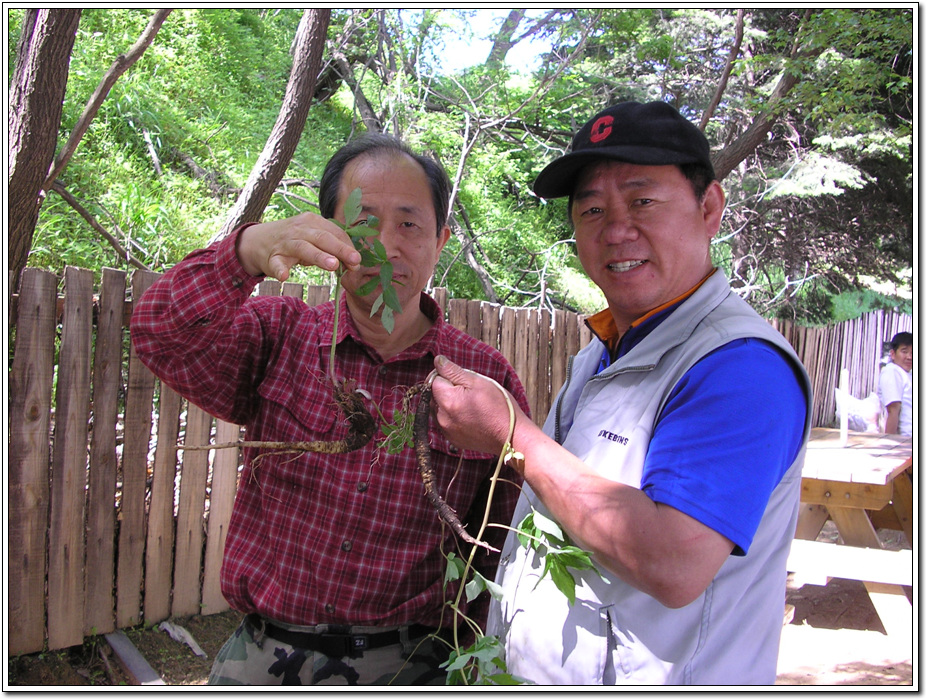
554,357,656,443
553,355,574,444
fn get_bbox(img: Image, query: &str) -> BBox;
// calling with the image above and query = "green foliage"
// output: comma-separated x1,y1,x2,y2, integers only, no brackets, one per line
329,187,402,334
378,410,416,455
436,503,605,685
829,288,912,323
10,7,912,323
19,8,353,285
443,635,525,686
766,153,868,198
516,509,604,605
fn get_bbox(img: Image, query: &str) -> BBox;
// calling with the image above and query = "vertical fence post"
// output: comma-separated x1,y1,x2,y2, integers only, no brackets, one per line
85,268,127,637
9,269,58,655
48,267,94,650
171,405,213,617
144,384,183,624
116,270,161,628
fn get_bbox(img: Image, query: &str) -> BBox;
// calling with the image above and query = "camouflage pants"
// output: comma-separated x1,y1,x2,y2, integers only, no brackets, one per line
208,616,450,686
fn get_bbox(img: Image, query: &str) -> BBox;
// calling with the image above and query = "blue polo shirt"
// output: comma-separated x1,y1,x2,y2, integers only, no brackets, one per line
591,300,808,555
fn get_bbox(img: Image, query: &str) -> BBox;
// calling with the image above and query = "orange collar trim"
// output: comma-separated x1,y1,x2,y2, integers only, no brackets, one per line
586,268,717,349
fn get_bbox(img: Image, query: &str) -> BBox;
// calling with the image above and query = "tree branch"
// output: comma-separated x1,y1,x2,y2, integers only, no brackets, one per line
214,9,331,242
485,9,526,68
700,9,744,131
712,9,819,181
49,181,150,270
43,9,172,190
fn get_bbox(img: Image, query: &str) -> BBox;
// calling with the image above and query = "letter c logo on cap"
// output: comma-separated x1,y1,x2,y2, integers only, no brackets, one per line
590,115,614,143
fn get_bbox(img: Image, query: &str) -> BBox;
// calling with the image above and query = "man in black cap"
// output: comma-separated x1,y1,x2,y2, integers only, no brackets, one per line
429,102,812,684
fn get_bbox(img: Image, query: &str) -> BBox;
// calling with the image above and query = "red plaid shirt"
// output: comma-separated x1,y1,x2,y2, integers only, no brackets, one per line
131,230,528,629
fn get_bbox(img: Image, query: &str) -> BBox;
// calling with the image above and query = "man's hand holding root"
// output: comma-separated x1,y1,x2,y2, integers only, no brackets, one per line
431,355,531,466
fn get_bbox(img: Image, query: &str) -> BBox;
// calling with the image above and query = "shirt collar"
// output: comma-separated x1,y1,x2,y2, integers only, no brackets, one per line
334,292,444,362
586,268,717,356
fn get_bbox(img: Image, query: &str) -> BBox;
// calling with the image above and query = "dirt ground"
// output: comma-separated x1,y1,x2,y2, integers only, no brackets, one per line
7,528,914,688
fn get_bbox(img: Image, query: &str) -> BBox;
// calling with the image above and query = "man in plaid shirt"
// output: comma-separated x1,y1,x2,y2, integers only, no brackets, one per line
132,134,528,685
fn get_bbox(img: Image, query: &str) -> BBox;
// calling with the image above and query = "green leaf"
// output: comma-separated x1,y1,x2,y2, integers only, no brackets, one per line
486,672,525,685
444,553,465,584
382,284,402,312
550,545,596,571
516,512,535,548
370,237,388,260
548,561,577,605
381,305,395,334
347,223,380,238
530,511,565,542
379,261,394,287
472,571,504,601
343,187,362,225
356,278,380,297
465,576,485,603
357,247,377,266
443,650,472,673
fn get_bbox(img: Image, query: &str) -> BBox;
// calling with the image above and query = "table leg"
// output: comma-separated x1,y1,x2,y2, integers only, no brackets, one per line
794,504,829,540
891,472,913,547
827,506,912,639
827,506,880,548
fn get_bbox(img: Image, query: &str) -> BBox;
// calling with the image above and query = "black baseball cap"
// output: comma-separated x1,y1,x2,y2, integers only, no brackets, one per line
533,101,714,199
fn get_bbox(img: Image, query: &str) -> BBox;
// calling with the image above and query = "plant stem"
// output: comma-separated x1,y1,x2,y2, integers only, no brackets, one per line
447,372,518,655
329,265,343,385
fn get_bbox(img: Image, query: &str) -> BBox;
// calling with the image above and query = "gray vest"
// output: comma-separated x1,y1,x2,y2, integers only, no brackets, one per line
488,271,812,685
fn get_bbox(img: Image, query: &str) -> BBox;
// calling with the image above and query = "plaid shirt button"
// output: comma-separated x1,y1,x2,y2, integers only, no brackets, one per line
357,481,368,492
325,604,335,614
341,540,353,552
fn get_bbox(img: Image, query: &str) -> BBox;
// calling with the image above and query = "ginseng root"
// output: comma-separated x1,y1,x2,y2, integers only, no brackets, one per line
414,384,499,553
181,383,377,454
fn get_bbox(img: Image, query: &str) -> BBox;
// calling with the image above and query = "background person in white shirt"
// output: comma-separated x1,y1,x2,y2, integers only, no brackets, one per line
878,331,913,436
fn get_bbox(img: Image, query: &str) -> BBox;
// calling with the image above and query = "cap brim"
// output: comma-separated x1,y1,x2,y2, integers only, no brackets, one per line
533,146,706,199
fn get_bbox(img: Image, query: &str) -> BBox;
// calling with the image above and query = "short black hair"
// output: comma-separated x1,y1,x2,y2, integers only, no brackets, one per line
678,162,714,202
319,133,451,236
890,331,913,350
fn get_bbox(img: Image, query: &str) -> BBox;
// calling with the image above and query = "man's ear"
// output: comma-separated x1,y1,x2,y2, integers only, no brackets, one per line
436,224,451,255
701,181,726,236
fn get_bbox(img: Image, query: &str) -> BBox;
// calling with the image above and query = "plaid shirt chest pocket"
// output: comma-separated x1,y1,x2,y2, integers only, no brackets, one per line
252,376,358,491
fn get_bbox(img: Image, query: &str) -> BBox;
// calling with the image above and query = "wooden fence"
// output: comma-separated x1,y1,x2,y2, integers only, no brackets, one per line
770,312,912,428
7,265,911,655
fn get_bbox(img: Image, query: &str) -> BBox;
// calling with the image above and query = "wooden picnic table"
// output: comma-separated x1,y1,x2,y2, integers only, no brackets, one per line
791,427,913,637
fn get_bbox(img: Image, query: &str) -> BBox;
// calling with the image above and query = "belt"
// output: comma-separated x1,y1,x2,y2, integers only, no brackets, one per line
244,614,439,659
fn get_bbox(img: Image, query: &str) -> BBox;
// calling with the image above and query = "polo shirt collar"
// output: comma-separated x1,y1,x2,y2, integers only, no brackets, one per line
586,268,717,360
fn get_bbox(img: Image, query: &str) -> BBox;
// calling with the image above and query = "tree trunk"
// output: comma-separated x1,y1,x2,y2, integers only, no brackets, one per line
213,8,331,243
711,68,801,182
8,9,82,283
485,10,525,68
699,9,744,132
712,9,816,182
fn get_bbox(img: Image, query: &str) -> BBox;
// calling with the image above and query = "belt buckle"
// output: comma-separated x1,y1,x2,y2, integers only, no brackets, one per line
318,631,368,659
